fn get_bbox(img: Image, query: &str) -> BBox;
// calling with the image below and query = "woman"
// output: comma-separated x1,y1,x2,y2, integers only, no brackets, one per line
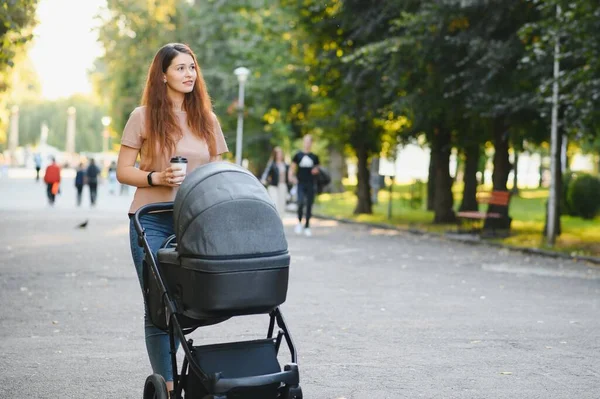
116,43,228,395
260,146,289,218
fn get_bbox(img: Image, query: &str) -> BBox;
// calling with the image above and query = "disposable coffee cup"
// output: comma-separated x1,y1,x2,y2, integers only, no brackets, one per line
170,156,188,184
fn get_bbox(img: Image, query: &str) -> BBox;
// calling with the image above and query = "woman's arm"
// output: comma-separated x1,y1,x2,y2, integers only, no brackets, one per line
260,159,273,184
116,145,181,187
288,162,298,185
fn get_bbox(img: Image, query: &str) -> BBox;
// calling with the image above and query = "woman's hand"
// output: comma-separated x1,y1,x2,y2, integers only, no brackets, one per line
159,166,186,186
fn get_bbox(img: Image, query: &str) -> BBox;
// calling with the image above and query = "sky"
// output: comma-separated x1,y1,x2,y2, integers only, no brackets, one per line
28,0,106,100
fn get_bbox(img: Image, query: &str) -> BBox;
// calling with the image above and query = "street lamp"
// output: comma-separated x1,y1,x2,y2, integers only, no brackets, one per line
101,116,112,154
234,67,250,165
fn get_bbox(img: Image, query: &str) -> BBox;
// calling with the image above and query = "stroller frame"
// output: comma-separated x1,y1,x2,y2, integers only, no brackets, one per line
134,202,302,399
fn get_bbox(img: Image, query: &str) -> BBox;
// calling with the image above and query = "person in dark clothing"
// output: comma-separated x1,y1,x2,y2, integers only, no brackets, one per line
75,162,86,206
288,135,320,237
86,158,101,206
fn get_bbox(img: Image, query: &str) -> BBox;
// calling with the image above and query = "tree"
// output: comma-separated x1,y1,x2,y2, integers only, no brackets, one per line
11,96,107,153
283,0,405,214
0,0,38,76
519,0,600,238
182,0,312,173
444,0,542,230
95,0,180,136
350,1,467,222
0,0,39,147
96,0,311,174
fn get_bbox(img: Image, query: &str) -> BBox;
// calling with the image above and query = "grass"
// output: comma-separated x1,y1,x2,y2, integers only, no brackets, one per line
314,181,600,258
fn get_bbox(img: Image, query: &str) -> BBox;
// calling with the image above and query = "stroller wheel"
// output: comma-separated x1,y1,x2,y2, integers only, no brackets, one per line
143,374,169,399
281,385,303,399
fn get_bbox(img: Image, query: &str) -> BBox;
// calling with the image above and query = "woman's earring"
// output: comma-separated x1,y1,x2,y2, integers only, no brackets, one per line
163,79,167,84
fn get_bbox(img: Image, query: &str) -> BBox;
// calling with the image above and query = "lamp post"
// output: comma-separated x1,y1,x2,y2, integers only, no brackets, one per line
547,5,561,246
234,67,250,165
101,116,112,155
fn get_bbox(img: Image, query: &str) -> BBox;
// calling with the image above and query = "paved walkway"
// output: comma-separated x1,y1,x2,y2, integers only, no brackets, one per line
1,170,599,398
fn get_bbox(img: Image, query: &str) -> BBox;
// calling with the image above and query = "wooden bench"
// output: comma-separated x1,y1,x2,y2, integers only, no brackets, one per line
456,190,511,233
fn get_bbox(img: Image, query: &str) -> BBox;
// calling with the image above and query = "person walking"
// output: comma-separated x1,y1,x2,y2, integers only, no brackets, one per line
34,153,42,182
107,161,118,195
260,146,289,218
116,42,228,396
288,134,320,237
75,162,86,206
43,157,61,206
86,158,101,206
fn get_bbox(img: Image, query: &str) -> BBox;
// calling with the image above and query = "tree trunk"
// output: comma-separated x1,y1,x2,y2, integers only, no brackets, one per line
512,150,519,195
427,148,436,211
459,143,479,212
354,144,372,214
328,146,345,193
432,128,456,223
484,117,511,230
491,120,511,191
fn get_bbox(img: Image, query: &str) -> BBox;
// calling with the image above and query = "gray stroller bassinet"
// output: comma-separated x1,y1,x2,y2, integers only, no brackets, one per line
134,161,302,399
159,161,290,319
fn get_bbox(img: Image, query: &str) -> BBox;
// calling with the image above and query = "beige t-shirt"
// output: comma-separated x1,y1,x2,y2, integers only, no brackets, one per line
121,106,229,213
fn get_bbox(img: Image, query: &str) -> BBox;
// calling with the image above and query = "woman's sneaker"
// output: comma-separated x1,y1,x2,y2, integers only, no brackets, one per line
294,223,303,235
303,228,312,237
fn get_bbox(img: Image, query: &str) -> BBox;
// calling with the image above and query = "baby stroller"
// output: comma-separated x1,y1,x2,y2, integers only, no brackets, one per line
133,162,302,399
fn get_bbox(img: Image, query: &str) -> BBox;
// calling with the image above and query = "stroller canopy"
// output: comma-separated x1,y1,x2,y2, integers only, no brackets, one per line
173,161,287,258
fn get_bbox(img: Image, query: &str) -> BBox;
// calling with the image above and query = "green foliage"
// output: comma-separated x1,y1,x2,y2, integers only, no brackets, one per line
95,0,180,136
181,0,312,173
0,0,39,146
96,0,312,174
13,96,106,152
519,0,600,141
566,173,600,220
0,0,38,75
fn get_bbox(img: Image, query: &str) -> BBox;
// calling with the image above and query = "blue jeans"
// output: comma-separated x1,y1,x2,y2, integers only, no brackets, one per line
129,212,179,382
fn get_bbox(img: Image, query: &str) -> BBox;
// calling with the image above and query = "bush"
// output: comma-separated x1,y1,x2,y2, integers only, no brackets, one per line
561,171,577,216
566,173,600,219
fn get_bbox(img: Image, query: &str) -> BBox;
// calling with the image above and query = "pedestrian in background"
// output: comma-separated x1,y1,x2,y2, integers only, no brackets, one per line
75,162,86,206
86,158,101,206
116,42,229,394
34,153,42,182
261,146,289,218
108,160,118,195
85,158,100,206
43,157,61,206
288,134,320,237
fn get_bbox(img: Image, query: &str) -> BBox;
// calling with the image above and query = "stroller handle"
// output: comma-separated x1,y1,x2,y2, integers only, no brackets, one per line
132,202,175,237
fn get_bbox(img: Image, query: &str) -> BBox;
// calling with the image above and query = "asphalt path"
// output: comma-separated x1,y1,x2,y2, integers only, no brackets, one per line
0,169,599,398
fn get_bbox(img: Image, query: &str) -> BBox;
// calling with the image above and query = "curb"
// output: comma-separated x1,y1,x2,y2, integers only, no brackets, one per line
313,213,600,266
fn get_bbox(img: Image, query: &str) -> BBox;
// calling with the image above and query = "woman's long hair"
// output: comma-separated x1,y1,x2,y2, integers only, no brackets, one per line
269,146,282,163
141,43,216,164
